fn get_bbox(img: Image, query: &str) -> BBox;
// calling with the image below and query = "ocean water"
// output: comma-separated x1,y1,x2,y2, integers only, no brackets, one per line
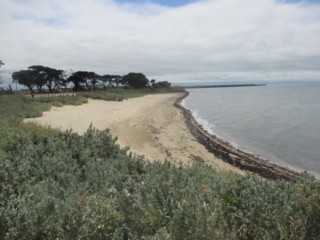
182,82,320,177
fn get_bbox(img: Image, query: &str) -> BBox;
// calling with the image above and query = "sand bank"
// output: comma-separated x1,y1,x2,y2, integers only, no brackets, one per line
24,93,243,174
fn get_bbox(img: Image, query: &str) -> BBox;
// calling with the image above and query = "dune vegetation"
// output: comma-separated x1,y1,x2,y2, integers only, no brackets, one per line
1,92,320,240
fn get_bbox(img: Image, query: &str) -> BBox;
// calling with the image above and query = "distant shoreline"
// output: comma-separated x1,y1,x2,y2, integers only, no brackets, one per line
182,83,266,89
175,92,300,181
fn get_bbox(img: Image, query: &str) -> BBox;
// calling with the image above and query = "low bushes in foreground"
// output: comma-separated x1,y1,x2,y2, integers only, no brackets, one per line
0,127,319,239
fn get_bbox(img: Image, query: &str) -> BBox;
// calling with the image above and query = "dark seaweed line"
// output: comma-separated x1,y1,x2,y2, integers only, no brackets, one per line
174,92,300,181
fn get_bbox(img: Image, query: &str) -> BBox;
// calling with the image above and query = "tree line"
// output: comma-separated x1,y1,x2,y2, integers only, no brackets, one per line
11,65,171,93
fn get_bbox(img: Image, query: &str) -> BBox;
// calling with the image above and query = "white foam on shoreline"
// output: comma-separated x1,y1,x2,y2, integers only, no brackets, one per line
191,111,216,135
181,96,216,135
190,110,241,149
179,97,187,108
182,94,241,149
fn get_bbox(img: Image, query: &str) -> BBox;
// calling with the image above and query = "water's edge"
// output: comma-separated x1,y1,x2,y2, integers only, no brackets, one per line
174,92,300,181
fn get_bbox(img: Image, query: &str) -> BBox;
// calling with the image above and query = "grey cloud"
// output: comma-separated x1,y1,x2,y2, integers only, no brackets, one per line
0,0,319,85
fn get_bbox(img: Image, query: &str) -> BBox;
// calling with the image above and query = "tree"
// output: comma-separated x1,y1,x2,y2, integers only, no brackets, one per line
12,65,65,93
87,72,100,89
12,70,36,93
68,71,100,91
101,74,113,89
153,81,171,88
28,65,65,93
112,75,123,88
27,65,46,92
122,73,149,89
98,75,123,89
68,72,86,91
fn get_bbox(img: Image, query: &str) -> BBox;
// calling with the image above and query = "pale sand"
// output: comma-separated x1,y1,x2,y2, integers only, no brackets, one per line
24,93,243,174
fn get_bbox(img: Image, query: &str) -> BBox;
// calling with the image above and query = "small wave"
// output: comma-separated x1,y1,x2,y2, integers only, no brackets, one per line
191,111,216,135
180,97,187,107
189,110,241,148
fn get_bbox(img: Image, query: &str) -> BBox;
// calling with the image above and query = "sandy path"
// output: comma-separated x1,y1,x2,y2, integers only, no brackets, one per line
24,93,243,174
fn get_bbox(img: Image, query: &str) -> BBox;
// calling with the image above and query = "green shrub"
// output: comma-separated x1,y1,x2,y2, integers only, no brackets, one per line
1,126,320,239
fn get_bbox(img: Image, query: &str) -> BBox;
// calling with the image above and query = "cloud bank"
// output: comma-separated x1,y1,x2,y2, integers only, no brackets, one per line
0,0,319,84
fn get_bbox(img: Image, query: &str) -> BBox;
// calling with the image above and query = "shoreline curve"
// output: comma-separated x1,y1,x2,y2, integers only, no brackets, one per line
175,92,300,181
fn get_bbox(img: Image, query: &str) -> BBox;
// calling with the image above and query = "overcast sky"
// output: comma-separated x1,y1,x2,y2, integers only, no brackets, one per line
0,0,320,84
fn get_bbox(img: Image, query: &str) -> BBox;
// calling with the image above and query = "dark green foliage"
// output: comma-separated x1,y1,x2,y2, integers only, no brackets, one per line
67,71,101,91
153,81,171,88
12,70,36,93
28,65,65,93
0,93,320,239
122,72,150,89
101,75,123,88
12,64,175,94
12,66,65,93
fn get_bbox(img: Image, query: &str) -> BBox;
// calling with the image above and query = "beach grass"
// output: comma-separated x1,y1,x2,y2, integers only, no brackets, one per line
78,87,185,101
0,90,319,239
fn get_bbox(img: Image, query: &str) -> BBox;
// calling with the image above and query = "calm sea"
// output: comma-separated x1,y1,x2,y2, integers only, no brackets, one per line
182,82,320,177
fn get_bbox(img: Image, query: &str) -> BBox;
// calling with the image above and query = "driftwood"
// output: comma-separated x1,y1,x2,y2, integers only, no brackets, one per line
175,92,300,181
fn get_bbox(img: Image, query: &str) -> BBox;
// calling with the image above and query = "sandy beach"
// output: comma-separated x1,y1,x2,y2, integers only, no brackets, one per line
24,93,243,174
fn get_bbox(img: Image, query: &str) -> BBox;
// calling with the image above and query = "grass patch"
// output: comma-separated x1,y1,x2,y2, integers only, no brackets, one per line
78,87,185,101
